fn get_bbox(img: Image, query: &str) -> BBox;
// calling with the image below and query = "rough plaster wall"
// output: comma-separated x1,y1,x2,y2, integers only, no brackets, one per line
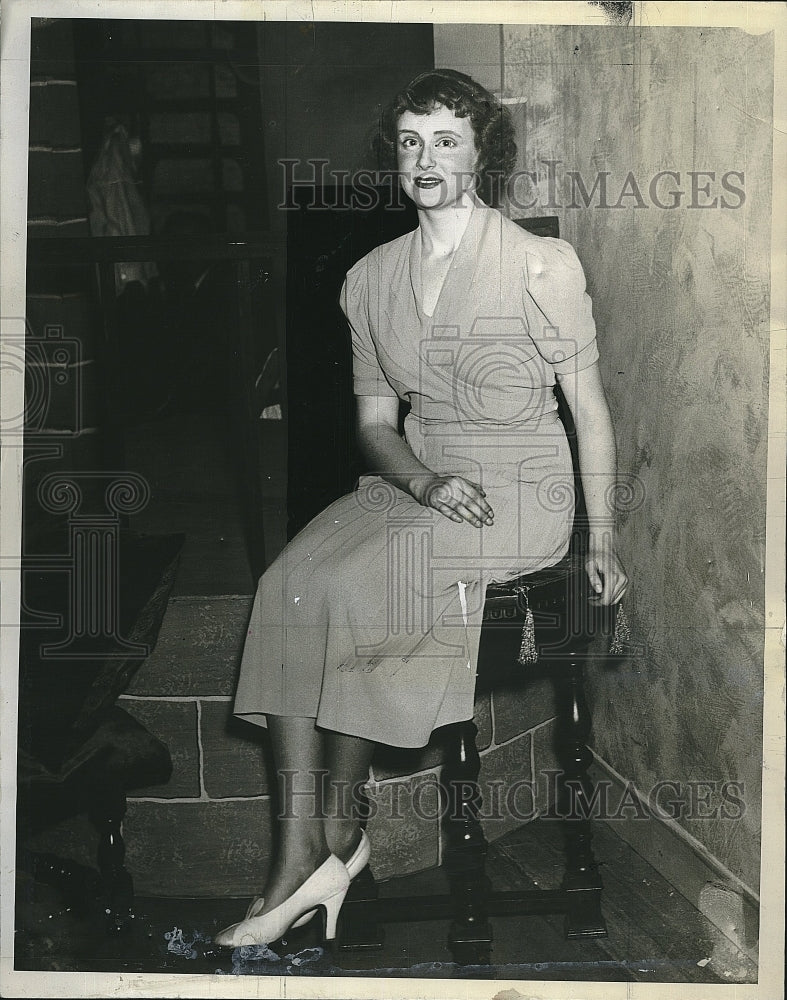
439,24,772,894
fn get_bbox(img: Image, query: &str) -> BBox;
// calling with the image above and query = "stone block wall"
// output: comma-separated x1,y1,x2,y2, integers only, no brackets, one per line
27,20,89,238
118,598,563,896
26,594,566,897
25,21,104,544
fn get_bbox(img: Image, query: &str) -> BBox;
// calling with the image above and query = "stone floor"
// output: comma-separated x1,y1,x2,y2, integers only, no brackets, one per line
14,814,757,985
124,407,286,597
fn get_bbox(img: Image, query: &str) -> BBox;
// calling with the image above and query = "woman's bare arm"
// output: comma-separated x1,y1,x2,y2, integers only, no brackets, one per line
556,363,628,605
355,395,494,526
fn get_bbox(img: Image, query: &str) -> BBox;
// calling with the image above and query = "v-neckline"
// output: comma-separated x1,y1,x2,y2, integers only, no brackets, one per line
412,242,453,319
409,202,485,324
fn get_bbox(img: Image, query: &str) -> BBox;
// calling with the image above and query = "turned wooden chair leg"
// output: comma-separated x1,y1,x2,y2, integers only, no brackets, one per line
338,866,384,951
554,659,607,940
88,784,134,933
441,720,493,965
337,785,384,951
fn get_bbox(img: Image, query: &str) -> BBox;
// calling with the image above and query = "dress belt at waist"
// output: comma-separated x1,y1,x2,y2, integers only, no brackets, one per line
406,408,561,429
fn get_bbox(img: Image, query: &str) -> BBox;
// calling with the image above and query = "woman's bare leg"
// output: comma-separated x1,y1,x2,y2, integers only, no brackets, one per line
252,720,375,916
258,715,330,914
323,731,376,861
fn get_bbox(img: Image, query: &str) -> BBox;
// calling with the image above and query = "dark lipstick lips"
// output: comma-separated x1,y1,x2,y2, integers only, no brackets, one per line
414,175,443,188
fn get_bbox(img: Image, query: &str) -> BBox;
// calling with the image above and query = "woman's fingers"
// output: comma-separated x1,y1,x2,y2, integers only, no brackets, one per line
455,479,494,521
426,475,494,526
454,488,493,524
611,571,629,605
468,494,494,522
436,500,485,526
452,500,488,526
586,554,628,606
435,502,463,524
587,564,604,597
606,556,628,604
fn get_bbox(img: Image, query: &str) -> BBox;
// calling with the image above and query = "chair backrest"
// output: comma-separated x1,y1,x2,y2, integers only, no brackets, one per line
513,216,559,240
512,216,588,542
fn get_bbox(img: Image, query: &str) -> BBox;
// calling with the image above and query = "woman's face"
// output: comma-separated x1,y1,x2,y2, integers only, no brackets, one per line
396,104,479,210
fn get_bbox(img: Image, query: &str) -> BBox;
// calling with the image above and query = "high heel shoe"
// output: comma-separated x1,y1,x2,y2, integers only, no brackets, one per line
291,829,371,929
213,854,350,948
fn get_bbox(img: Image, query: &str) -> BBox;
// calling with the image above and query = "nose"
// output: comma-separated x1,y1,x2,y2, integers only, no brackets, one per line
416,143,435,170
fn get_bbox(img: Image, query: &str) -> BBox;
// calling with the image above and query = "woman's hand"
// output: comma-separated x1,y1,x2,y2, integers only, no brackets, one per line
355,397,493,527
585,530,628,606
412,474,494,528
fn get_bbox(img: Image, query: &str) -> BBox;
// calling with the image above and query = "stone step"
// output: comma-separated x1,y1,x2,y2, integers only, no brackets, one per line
126,594,254,698
26,732,547,896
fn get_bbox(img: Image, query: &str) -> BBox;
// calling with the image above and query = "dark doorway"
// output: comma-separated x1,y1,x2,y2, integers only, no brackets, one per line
285,186,418,538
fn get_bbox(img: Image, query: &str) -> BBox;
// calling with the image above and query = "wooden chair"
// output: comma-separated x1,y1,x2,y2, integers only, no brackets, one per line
337,547,620,965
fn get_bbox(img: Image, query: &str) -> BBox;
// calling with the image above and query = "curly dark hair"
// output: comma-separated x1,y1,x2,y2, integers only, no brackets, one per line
373,68,517,207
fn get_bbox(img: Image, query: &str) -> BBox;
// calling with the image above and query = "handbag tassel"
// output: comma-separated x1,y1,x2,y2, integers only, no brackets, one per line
609,602,630,655
516,586,538,666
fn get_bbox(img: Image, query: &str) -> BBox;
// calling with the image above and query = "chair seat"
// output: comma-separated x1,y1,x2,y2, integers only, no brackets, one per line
489,550,579,592
484,550,579,616
483,548,618,665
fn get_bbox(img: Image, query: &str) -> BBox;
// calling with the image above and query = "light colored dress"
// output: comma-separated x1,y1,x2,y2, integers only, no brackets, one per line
234,202,598,748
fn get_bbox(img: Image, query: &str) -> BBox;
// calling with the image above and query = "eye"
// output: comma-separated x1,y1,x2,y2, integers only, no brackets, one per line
399,136,420,149
436,138,457,148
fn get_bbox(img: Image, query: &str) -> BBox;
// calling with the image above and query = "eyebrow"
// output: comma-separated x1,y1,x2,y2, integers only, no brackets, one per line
397,129,463,138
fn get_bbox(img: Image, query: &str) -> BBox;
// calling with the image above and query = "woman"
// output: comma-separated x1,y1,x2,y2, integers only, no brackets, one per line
215,69,627,948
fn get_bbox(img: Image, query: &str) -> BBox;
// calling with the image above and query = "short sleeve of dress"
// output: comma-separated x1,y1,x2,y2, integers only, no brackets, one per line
522,239,599,375
339,260,398,398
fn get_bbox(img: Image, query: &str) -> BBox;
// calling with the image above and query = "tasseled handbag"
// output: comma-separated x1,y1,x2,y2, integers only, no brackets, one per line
515,583,631,667
609,602,631,655
514,584,538,666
